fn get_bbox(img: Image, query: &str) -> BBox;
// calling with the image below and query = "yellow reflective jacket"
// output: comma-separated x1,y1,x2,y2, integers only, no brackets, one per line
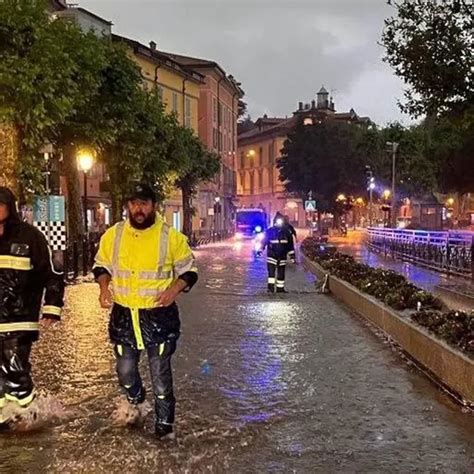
94,215,197,310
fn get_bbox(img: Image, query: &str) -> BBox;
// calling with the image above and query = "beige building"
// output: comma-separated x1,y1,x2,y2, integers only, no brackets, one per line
238,87,371,227
161,53,243,234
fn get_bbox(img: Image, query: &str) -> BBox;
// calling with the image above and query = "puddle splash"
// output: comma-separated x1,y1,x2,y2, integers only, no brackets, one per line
1,393,72,432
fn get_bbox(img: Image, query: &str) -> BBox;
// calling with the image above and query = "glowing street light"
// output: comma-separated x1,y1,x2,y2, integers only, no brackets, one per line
383,189,391,200
336,193,347,202
76,148,95,234
446,197,454,206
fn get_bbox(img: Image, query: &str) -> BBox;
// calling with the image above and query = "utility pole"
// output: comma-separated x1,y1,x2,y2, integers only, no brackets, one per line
366,166,375,227
386,141,399,228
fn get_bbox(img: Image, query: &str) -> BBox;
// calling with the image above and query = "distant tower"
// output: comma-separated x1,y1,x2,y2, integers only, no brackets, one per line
317,86,329,110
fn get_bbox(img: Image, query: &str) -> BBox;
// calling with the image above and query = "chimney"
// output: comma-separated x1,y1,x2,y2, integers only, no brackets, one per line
298,102,303,111
311,100,316,109
149,41,157,51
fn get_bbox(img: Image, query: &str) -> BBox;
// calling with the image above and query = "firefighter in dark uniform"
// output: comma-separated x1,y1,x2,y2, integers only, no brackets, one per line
0,187,65,426
262,213,292,293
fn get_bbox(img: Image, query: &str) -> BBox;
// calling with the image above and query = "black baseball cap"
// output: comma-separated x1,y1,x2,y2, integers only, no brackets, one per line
126,183,156,203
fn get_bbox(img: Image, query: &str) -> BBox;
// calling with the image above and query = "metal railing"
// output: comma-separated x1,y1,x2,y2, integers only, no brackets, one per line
63,235,100,282
366,228,474,278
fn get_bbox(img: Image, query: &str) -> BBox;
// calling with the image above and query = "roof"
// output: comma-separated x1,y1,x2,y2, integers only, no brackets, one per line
239,107,372,144
238,116,295,142
318,86,328,94
159,52,243,96
113,35,205,84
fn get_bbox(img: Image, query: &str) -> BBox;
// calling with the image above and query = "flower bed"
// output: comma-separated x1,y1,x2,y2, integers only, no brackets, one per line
302,236,474,357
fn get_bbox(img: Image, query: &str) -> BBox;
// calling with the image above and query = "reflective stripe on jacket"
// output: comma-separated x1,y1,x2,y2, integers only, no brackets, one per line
94,215,197,310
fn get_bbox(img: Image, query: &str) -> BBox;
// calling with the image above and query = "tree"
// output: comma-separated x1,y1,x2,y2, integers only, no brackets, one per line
0,0,105,198
373,123,438,198
238,99,248,119
382,0,473,118
382,0,474,205
278,119,368,222
175,128,220,238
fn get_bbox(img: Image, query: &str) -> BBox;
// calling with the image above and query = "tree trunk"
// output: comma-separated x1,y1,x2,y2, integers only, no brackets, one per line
181,183,194,238
62,144,85,241
111,190,123,224
0,123,20,195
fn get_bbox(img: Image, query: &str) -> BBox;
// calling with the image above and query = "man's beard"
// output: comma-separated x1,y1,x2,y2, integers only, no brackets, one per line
129,211,156,230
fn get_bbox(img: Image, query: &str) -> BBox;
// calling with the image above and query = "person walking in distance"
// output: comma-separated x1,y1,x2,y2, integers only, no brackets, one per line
93,183,198,439
262,213,292,293
0,187,64,428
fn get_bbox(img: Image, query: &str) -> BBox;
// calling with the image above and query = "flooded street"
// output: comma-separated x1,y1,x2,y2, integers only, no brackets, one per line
1,240,473,473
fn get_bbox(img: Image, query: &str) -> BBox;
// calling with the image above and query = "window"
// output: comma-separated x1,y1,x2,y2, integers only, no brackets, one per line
185,98,191,128
259,146,263,166
172,93,178,113
157,86,164,100
213,128,218,149
218,131,222,151
240,152,244,169
213,98,218,123
258,169,263,190
250,171,255,195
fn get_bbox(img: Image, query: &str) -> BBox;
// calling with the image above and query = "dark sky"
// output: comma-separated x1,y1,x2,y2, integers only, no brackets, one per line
78,0,411,126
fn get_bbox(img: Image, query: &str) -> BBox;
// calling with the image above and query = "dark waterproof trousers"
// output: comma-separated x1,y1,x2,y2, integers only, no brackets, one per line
267,257,286,292
114,340,177,426
0,336,35,416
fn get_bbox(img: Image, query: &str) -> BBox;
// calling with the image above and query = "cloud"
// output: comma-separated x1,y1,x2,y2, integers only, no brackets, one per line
78,0,409,125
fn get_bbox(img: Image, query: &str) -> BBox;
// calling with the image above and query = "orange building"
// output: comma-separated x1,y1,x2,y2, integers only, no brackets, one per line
237,87,371,227
161,53,243,234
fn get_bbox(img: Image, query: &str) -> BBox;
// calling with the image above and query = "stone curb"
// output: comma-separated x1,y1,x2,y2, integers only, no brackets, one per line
302,254,474,407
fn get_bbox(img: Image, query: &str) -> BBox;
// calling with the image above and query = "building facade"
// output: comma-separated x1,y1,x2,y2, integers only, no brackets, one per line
160,54,243,234
113,36,204,230
237,87,371,227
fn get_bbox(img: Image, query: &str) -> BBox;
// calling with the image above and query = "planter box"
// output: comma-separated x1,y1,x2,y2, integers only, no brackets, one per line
302,254,474,406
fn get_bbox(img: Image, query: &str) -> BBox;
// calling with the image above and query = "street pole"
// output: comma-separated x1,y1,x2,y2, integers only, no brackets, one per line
387,141,399,228
83,171,88,236
44,153,51,247
369,185,373,227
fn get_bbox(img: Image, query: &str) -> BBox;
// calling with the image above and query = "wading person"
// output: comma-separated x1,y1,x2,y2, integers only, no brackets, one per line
0,187,64,427
93,183,198,439
262,213,292,293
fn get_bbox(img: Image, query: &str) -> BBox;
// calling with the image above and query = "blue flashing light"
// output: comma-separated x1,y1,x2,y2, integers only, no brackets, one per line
255,225,262,233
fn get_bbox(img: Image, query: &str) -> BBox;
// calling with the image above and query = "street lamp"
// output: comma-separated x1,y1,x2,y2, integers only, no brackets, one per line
336,193,346,202
77,149,95,235
386,141,399,227
383,189,391,200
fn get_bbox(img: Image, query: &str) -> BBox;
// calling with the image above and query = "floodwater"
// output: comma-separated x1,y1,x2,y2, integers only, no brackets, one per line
1,240,473,473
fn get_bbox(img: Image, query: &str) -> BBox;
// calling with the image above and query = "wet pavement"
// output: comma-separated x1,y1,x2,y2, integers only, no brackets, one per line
1,239,473,473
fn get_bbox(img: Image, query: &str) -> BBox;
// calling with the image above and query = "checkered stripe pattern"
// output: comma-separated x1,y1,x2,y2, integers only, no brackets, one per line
34,221,67,251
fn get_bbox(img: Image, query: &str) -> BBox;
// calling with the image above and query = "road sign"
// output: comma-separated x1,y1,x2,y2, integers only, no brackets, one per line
305,200,317,212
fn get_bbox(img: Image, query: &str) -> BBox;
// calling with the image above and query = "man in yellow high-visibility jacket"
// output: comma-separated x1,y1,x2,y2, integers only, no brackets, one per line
93,183,198,439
